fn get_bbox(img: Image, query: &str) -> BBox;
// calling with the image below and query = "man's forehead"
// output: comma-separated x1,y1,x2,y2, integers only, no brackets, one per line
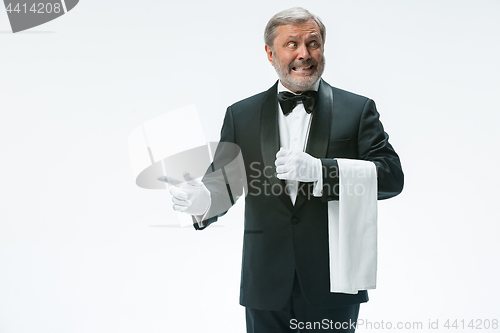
276,21,321,38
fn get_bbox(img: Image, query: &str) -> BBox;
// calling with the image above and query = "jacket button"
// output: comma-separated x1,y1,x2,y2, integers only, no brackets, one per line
291,217,299,225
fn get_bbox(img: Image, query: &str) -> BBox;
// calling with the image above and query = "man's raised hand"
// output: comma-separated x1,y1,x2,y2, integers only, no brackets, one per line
158,172,210,216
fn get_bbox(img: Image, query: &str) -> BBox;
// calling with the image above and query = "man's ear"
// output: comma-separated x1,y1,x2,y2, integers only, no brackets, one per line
265,44,273,65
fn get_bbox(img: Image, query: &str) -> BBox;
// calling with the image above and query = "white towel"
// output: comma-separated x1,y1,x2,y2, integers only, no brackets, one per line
328,159,378,294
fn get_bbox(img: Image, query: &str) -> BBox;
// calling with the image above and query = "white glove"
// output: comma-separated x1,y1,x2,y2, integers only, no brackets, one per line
159,172,211,216
275,148,321,182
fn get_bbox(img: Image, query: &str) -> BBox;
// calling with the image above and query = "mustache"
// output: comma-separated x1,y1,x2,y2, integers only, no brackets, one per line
289,59,318,69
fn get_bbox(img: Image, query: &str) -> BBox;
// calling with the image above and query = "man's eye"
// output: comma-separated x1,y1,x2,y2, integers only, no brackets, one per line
288,42,297,47
310,41,319,47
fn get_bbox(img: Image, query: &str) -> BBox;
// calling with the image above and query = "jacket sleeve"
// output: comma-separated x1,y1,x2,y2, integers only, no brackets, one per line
193,106,243,230
319,99,404,201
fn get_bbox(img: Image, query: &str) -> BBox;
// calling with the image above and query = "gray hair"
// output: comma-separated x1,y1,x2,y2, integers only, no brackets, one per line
264,7,326,48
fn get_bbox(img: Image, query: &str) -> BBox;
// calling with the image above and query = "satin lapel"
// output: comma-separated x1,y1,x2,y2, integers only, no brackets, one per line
260,81,294,210
293,79,333,213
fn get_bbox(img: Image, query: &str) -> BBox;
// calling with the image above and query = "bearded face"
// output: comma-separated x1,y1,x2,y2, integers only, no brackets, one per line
266,21,325,93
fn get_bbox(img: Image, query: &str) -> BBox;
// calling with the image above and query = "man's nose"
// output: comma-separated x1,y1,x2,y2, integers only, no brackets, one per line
297,44,311,60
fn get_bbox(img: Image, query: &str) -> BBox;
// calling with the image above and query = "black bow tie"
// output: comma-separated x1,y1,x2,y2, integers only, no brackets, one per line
277,91,318,116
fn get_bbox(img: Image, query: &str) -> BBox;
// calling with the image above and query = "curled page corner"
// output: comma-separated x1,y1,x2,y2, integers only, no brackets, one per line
129,105,248,225
129,105,207,226
128,105,207,189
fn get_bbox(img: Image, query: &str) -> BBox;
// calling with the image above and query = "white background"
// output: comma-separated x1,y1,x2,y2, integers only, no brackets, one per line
1,1,499,332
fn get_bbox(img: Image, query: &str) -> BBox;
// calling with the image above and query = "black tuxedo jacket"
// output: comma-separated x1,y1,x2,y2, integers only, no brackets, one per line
197,79,404,311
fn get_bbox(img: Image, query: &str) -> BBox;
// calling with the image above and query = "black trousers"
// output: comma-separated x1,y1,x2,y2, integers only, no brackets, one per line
246,273,360,333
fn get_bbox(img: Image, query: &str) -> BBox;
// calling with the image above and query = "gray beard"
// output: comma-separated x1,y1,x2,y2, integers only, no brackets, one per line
273,57,325,93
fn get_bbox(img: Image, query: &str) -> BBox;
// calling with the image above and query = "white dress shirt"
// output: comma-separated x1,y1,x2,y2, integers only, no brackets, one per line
277,80,323,205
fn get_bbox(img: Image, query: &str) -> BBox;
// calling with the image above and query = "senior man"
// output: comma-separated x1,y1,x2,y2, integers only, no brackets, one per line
166,7,403,333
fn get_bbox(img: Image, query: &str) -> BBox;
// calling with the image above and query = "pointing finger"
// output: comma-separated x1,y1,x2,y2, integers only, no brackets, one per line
182,172,203,186
157,176,168,183
157,176,182,186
